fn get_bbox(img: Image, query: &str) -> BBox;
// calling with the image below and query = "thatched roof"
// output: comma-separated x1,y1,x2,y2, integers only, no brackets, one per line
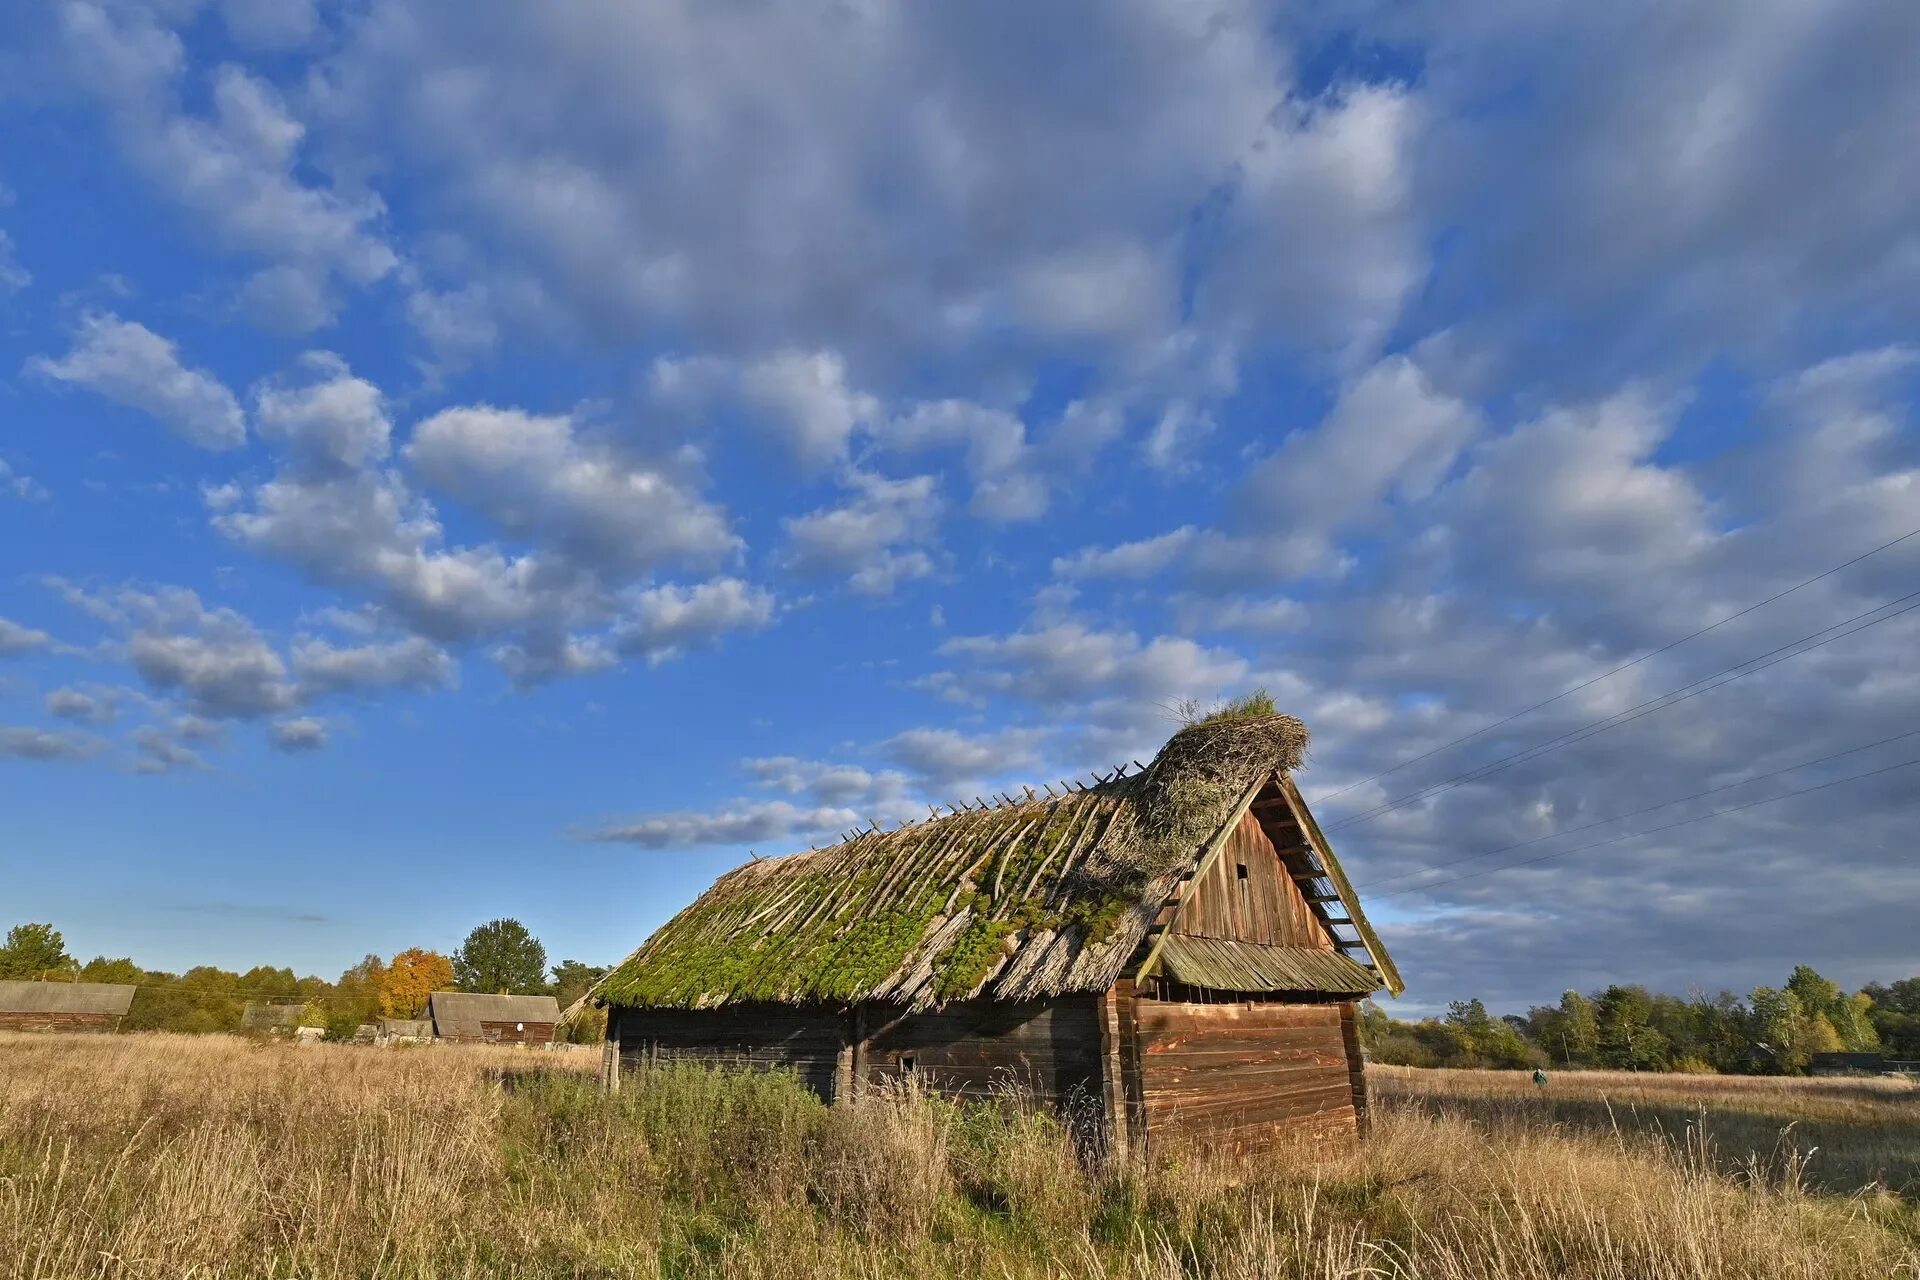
596,715,1399,1012
0,980,136,1016
427,992,561,1039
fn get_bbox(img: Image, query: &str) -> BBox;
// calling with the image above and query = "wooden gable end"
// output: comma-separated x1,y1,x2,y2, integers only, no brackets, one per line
1131,773,1400,996
1171,809,1333,950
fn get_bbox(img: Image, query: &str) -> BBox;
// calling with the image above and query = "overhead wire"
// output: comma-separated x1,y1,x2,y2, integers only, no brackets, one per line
1354,726,1920,892
1311,523,1920,805
1323,588,1920,833
1369,754,1920,902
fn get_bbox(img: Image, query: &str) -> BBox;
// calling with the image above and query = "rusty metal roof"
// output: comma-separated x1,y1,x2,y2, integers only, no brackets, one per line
1155,935,1382,995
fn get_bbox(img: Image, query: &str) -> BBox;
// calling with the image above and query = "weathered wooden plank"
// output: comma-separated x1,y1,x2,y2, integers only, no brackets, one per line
1144,1066,1359,1105
1098,984,1129,1165
1340,1000,1369,1138
1145,1083,1356,1131
1144,1044,1348,1068
1141,1033,1350,1062
1135,1004,1342,1032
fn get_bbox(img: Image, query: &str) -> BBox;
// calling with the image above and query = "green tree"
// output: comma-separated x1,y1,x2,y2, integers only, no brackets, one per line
77,956,144,985
550,959,611,1044
1750,985,1812,1073
1861,979,1920,1057
453,919,548,994
550,959,608,1008
0,923,74,980
1829,992,1881,1052
1595,985,1669,1071
332,953,387,1024
1527,990,1599,1066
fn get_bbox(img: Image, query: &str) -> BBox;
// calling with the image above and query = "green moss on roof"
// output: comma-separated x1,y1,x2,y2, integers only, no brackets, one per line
595,714,1324,1011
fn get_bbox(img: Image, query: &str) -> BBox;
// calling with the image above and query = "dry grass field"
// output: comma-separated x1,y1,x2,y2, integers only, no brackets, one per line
2,1032,1916,1280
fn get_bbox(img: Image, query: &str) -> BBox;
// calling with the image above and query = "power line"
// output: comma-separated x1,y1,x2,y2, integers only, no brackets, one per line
1355,727,1920,892
1370,754,1920,902
1311,523,1920,806
1324,589,1920,833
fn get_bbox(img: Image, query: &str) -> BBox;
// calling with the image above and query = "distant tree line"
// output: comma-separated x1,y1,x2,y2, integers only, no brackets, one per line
0,919,608,1042
1361,964,1920,1075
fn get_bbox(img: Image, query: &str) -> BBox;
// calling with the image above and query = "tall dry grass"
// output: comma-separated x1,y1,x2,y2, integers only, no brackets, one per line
1,1032,1915,1279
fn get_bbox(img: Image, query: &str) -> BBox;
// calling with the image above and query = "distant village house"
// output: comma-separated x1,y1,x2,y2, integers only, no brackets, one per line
0,980,136,1033
426,992,560,1044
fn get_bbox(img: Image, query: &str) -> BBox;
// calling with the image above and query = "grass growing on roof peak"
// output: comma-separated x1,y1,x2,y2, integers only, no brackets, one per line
1175,687,1279,727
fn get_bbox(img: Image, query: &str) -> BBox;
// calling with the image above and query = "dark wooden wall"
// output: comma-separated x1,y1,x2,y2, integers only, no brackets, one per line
615,1003,845,1097
613,996,1103,1120
1176,810,1332,949
859,997,1101,1114
475,1019,556,1045
1132,998,1359,1152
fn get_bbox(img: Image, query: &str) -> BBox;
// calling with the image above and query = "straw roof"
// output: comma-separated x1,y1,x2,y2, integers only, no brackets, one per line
597,714,1394,1012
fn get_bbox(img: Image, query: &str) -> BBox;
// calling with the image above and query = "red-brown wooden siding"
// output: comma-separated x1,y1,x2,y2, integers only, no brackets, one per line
1135,1000,1358,1151
0,1011,121,1033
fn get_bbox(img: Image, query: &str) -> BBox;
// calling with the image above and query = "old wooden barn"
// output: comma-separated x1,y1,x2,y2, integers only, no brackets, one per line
0,980,136,1033
593,714,1401,1157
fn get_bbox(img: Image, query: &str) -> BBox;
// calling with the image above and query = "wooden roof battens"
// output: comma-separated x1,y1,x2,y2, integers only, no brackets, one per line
589,713,1399,1013
1272,772,1403,997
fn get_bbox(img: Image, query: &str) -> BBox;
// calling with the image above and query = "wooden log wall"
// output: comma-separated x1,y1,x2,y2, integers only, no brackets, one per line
1135,999,1358,1152
0,1011,120,1033
615,1003,846,1098
859,996,1101,1113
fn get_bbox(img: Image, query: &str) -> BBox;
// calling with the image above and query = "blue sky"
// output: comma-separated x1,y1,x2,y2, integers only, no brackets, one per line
2,2,1917,1012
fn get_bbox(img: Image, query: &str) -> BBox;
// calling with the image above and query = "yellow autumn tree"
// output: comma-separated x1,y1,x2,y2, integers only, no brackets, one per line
378,948,454,1019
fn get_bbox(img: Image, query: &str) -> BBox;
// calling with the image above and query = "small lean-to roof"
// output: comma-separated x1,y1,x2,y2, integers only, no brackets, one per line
595,715,1400,1012
427,992,561,1038
1155,935,1381,995
0,980,136,1016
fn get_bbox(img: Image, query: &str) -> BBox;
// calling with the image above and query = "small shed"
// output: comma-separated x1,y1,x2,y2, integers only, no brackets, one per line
379,1018,434,1043
241,1002,309,1035
592,714,1400,1158
0,980,137,1033
427,992,560,1044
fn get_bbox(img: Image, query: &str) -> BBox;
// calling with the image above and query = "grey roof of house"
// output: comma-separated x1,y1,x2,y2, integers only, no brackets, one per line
380,1018,434,1037
427,992,560,1038
241,1002,309,1029
0,980,137,1016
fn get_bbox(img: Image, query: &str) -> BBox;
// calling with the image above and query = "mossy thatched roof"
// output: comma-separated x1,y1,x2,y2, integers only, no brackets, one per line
595,714,1388,1011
